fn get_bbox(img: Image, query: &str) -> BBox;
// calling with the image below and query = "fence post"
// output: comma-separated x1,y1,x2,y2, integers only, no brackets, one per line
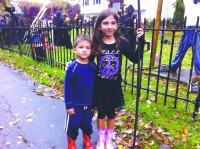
193,82,200,121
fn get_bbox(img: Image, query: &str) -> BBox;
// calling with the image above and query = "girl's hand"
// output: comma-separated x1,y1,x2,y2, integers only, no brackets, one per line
136,28,144,39
66,108,75,115
65,60,73,71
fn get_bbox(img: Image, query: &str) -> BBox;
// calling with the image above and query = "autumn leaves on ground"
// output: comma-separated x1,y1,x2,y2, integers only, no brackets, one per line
0,50,200,149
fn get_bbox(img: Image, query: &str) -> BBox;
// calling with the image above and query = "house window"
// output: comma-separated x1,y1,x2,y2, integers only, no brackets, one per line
83,0,89,6
93,0,101,5
96,0,101,4
112,2,120,12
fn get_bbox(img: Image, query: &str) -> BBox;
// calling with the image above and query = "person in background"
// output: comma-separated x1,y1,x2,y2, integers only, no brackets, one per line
64,34,96,149
53,11,64,46
0,11,5,27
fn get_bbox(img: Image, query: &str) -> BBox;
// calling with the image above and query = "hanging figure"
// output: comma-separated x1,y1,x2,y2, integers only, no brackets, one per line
53,10,72,49
3,1,25,45
161,0,200,92
120,4,136,49
53,10,65,46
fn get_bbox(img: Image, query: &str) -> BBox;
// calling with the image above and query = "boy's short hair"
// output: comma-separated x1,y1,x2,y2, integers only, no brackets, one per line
73,34,92,48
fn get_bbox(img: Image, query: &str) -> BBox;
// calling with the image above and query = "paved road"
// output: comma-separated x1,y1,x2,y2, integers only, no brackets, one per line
0,62,98,149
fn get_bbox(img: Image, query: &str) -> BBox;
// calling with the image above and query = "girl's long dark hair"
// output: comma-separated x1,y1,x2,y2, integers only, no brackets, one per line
92,8,121,55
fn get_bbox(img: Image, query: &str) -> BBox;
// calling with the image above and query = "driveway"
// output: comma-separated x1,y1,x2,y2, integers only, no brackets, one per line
0,62,97,149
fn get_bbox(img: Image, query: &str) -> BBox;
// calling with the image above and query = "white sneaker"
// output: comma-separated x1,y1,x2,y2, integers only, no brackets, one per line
105,129,115,149
105,138,114,149
96,129,105,149
96,139,105,149
188,81,198,93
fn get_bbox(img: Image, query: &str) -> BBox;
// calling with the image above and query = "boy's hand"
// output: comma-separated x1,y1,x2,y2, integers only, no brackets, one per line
66,108,75,115
136,28,144,39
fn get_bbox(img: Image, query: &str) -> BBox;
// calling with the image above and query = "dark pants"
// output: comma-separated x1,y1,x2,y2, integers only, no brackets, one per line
171,26,200,75
65,106,94,140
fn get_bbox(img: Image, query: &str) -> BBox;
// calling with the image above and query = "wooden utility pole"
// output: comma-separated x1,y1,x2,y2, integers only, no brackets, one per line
121,0,124,15
151,0,163,67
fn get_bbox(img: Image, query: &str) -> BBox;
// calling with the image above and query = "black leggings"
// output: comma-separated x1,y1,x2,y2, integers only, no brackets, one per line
97,107,115,119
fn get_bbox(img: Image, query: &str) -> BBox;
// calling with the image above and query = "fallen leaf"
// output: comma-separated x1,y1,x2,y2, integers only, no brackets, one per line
27,119,33,122
17,136,23,139
163,132,170,136
176,111,181,117
0,126,4,130
17,140,23,144
29,113,34,116
157,127,163,133
156,112,160,117
138,141,145,148
124,129,133,134
5,141,10,145
36,90,44,96
164,138,170,144
165,118,172,123
169,87,176,91
147,100,151,104
193,125,198,131
150,141,155,146
9,121,17,125
60,97,64,100
181,137,187,142
118,145,124,149
196,145,200,149
144,123,150,129
174,135,179,139
125,122,134,128
182,134,187,138
181,127,188,134
139,121,145,127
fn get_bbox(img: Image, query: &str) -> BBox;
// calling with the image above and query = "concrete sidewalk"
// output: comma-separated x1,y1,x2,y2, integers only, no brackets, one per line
0,62,98,149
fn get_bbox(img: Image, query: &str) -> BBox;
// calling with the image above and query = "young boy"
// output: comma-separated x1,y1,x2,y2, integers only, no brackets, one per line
64,34,96,149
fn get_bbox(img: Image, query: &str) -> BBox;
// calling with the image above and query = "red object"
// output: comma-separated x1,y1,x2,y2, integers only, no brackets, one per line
41,33,46,44
83,133,94,149
44,43,51,50
67,136,77,149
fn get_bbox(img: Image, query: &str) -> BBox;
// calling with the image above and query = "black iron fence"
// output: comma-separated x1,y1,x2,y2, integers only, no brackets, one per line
0,18,200,121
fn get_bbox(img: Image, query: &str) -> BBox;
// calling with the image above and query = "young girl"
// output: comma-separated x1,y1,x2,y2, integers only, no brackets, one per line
90,8,145,149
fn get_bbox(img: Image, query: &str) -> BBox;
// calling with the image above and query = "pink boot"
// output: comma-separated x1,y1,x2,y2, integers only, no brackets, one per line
105,129,114,149
96,129,105,149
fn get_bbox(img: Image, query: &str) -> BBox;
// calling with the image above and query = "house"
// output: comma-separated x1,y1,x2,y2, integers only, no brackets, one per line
75,0,176,21
80,0,110,21
67,0,81,5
